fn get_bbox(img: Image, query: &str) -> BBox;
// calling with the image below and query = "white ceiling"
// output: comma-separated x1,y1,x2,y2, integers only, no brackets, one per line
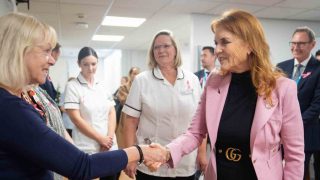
17,0,320,58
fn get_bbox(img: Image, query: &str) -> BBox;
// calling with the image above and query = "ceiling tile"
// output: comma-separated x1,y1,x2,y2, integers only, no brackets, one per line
59,4,107,16
107,7,153,17
213,0,283,6
254,7,307,19
96,26,134,36
16,0,320,54
206,3,266,15
289,9,320,21
162,0,221,13
113,0,171,11
17,1,58,14
276,0,320,9
60,0,111,6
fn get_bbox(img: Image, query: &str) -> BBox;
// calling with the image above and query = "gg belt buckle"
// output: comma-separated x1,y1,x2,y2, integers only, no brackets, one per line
225,147,242,162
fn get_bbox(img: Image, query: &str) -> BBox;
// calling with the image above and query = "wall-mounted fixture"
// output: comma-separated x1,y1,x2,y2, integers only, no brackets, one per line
16,0,29,10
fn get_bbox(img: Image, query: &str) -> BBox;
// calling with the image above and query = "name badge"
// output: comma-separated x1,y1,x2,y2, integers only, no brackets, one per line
181,88,193,95
181,80,193,95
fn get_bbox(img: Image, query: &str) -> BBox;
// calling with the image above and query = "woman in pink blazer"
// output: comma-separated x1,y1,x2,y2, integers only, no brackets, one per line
148,9,304,180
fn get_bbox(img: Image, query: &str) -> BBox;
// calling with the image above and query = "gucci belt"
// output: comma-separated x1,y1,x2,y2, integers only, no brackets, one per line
217,147,251,162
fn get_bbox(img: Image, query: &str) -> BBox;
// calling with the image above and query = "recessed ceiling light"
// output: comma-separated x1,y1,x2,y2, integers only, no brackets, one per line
102,16,146,27
75,22,89,29
92,35,124,42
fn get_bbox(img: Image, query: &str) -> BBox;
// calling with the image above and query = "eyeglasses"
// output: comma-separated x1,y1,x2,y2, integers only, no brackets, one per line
153,44,173,51
32,45,53,62
289,41,311,47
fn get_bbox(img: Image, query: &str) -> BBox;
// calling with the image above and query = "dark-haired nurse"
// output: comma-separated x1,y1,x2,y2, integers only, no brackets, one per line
64,47,118,180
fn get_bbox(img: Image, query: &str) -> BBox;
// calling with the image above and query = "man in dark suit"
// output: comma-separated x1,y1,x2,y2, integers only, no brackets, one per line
277,26,320,180
195,46,216,89
40,43,61,101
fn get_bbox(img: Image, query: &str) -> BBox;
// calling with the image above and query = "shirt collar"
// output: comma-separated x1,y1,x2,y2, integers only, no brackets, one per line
152,66,184,80
77,73,99,86
294,54,311,67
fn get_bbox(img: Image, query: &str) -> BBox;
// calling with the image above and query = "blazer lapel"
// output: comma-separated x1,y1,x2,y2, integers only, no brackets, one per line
298,57,317,89
206,73,231,147
250,92,278,151
283,60,294,78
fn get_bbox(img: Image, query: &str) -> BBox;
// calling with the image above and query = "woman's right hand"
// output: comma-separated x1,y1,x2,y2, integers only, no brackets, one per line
141,143,168,163
124,162,137,178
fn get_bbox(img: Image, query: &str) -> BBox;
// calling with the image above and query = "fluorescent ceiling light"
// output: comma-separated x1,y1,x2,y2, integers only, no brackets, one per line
92,35,124,42
102,16,146,27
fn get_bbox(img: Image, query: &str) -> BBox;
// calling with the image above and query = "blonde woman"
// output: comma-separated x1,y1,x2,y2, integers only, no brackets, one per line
0,12,165,179
122,30,204,179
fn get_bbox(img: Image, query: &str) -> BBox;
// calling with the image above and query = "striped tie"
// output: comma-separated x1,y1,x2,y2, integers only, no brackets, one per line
293,64,303,81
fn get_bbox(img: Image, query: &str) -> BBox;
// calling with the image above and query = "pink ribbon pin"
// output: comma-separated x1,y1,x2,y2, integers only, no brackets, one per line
301,72,311,78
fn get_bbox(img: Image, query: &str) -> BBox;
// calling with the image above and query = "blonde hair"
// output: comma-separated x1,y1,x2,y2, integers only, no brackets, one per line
0,12,57,92
147,30,182,69
211,9,283,106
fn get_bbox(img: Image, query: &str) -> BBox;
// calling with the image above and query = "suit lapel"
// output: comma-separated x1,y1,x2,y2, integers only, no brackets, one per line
298,57,317,89
283,60,294,78
250,92,278,150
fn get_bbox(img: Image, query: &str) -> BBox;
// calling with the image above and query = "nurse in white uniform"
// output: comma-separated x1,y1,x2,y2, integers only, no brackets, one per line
122,30,206,180
64,47,117,155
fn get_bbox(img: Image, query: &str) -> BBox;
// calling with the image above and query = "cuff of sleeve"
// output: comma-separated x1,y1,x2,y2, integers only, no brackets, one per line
64,102,80,109
122,104,141,117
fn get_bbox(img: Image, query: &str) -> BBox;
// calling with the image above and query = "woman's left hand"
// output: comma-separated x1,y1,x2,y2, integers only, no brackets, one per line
100,135,113,151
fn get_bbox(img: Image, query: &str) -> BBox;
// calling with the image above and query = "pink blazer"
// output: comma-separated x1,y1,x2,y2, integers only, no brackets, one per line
167,72,304,180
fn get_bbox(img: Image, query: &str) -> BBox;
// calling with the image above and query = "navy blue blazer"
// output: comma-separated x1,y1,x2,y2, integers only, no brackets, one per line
277,56,320,151
0,88,127,179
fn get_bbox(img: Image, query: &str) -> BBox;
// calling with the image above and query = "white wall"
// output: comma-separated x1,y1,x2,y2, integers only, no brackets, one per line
49,55,69,92
262,19,320,63
180,43,192,71
191,13,320,68
191,14,216,72
121,49,148,74
51,14,320,93
50,55,104,93
50,49,146,94
0,0,15,16
104,50,122,93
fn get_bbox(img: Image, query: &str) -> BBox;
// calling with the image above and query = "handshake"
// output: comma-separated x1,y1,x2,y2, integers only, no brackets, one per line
125,143,171,178
139,143,170,171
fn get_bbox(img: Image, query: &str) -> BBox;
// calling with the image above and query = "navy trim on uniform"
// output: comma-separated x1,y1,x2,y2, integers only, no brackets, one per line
152,68,185,80
124,103,142,112
177,70,185,80
77,76,100,85
77,77,86,85
152,69,164,80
